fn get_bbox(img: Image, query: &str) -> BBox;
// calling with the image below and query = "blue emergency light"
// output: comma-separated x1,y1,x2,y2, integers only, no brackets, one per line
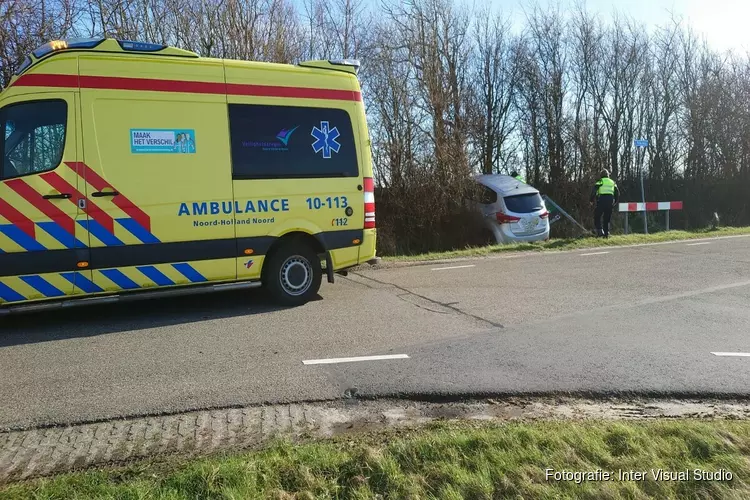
117,40,167,52
15,57,32,75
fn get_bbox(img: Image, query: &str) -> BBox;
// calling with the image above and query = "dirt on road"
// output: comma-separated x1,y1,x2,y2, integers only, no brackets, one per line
2,396,750,484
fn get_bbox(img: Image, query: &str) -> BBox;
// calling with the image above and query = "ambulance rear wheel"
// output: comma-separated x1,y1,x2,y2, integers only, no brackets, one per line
264,242,322,306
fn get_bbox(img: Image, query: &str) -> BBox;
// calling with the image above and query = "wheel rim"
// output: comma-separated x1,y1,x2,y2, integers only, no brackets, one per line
279,256,313,296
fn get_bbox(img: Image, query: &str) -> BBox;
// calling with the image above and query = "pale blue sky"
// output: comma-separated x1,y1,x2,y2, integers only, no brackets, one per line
345,0,749,53
491,0,749,52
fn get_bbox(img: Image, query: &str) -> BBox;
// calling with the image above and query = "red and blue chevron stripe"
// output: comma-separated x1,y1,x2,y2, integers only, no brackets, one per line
0,162,158,250
0,161,211,304
0,262,209,303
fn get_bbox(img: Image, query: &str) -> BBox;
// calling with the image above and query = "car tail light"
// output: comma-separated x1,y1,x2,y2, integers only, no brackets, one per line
364,177,376,229
540,211,549,219
496,212,520,224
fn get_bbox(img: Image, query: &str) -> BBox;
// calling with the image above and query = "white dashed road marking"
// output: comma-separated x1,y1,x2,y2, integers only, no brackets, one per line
431,264,476,271
711,352,750,357
687,242,711,246
580,251,610,256
302,354,410,365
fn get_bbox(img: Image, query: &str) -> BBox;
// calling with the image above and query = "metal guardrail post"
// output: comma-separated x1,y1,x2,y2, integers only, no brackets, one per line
624,212,629,235
666,210,670,231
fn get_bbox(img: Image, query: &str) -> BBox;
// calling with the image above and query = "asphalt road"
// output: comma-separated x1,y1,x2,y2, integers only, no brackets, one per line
1,235,749,429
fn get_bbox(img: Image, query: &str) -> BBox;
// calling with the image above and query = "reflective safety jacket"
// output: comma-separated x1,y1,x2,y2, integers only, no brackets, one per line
590,177,620,204
597,177,616,195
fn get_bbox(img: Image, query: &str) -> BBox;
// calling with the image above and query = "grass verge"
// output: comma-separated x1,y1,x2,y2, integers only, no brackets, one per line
2,419,749,499
384,226,750,262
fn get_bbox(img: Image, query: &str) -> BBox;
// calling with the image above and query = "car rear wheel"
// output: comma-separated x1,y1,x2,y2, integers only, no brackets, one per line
264,241,322,306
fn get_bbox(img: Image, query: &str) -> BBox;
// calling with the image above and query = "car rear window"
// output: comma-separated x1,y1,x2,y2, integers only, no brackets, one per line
503,193,544,213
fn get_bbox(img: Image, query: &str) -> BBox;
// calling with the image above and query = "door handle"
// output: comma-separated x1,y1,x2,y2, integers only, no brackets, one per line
42,193,72,200
91,191,119,198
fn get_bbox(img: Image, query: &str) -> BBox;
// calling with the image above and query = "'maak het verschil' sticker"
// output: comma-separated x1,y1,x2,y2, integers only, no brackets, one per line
131,129,196,154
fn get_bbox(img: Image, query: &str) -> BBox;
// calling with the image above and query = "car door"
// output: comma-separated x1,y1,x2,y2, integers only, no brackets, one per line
0,94,92,304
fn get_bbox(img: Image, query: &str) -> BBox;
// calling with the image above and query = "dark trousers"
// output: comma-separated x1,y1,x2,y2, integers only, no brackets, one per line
594,195,614,237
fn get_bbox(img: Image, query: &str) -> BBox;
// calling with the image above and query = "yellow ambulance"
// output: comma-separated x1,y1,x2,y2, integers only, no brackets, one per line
0,38,377,313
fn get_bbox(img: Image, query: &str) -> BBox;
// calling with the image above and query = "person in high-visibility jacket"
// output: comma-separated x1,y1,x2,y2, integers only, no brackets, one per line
510,171,526,183
590,169,620,238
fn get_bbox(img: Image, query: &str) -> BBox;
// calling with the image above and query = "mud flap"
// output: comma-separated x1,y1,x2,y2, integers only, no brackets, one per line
325,252,335,284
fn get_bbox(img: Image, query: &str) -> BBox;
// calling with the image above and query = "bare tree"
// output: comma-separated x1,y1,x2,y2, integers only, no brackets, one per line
568,4,603,181
320,0,369,59
645,20,682,182
517,4,568,191
0,0,76,87
469,7,519,175
588,15,647,180
385,0,472,184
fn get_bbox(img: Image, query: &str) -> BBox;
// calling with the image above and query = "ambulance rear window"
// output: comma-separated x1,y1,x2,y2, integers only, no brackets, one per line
229,104,358,179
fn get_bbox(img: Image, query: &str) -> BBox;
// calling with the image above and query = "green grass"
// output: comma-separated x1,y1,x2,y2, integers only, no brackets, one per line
384,226,750,262
3,420,750,499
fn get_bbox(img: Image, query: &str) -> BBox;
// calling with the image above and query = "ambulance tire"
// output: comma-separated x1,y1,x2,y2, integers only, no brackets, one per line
264,241,322,306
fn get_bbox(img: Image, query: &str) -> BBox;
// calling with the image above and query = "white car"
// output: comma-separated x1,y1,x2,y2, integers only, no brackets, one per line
472,174,550,244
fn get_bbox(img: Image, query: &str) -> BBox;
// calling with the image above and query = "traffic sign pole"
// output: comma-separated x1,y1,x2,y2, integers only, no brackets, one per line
640,168,648,234
635,139,649,234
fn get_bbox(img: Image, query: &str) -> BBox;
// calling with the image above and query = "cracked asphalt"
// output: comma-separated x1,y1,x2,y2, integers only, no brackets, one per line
1,235,749,430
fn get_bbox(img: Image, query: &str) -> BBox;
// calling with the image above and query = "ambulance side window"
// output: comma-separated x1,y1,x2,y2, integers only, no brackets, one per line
1,100,67,180
229,104,359,179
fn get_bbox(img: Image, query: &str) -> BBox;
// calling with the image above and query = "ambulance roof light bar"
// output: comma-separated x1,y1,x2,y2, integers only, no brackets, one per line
15,37,198,79
329,59,361,74
31,38,105,59
29,38,175,61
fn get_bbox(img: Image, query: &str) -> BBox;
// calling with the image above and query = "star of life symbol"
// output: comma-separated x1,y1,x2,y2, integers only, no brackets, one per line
311,121,341,159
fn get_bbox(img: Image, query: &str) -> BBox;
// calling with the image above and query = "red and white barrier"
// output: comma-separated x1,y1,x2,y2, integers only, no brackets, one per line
618,201,683,212
618,201,683,233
